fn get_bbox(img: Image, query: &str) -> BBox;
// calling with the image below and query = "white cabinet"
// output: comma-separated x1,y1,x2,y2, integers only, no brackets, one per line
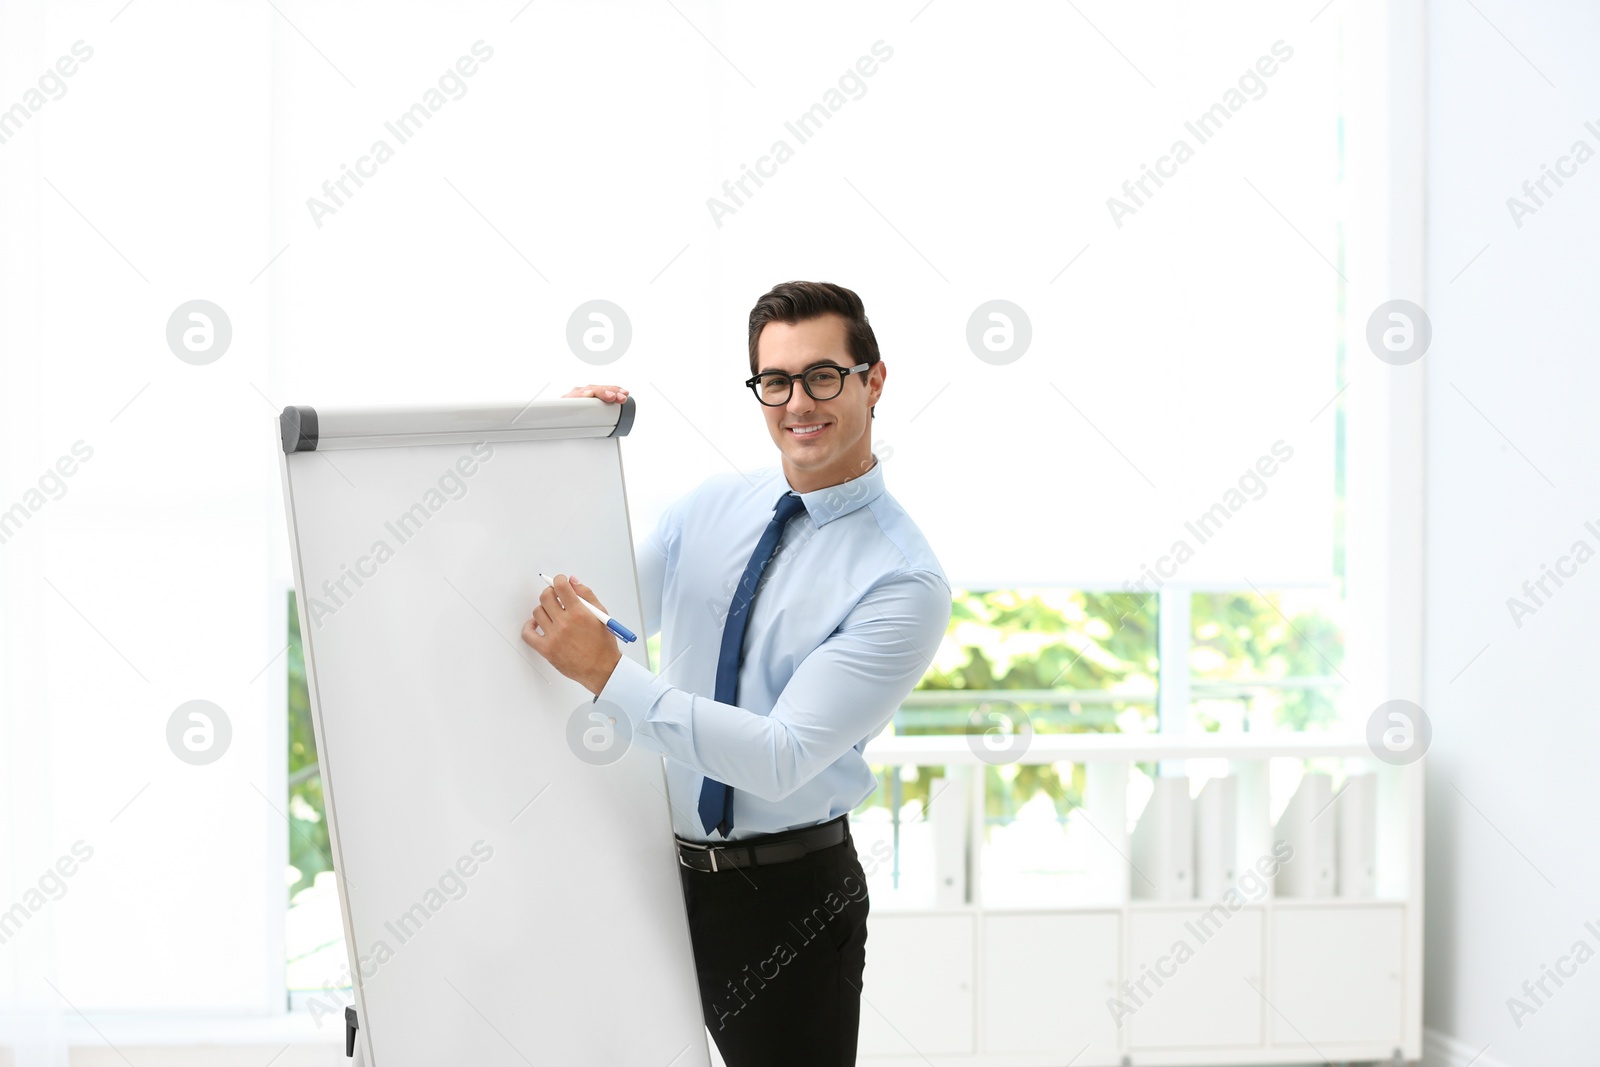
1269,904,1405,1046
1126,905,1264,1050
858,913,973,1055
982,911,1120,1058
858,734,1423,1066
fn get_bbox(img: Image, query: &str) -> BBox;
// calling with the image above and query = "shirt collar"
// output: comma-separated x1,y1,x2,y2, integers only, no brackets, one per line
768,457,886,529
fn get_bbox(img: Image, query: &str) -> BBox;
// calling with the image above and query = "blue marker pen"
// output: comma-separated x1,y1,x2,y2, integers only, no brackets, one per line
537,572,638,643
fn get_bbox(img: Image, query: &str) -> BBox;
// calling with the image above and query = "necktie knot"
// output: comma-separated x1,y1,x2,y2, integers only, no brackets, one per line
773,490,806,525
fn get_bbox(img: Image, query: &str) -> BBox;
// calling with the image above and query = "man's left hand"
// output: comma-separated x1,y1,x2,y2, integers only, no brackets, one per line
520,573,623,696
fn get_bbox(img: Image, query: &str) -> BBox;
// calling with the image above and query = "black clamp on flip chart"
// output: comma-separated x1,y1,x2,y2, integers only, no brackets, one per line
345,1006,358,1057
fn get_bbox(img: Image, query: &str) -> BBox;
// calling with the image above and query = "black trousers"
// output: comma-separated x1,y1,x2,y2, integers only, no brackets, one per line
678,817,870,1067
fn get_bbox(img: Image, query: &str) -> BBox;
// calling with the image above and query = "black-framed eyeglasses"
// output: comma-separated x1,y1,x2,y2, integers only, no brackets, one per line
745,362,870,407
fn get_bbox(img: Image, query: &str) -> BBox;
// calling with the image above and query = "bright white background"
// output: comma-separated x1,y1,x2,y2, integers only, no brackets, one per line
26,0,1585,1062
263,1,1343,590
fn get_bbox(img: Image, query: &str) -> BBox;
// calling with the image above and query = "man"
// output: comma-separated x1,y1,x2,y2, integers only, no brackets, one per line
521,280,951,1066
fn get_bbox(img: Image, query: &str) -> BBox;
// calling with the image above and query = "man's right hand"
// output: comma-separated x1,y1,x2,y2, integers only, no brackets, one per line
564,384,630,403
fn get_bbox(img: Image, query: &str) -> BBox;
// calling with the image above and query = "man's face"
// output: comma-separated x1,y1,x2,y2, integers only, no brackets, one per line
753,313,885,493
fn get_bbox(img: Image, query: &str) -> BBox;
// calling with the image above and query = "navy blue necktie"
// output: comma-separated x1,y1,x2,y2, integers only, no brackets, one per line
697,490,808,837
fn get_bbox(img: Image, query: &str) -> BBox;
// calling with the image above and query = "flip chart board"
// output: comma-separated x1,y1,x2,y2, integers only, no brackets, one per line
277,398,709,1067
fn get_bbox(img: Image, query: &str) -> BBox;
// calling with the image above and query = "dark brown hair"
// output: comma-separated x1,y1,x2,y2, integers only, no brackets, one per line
747,280,881,416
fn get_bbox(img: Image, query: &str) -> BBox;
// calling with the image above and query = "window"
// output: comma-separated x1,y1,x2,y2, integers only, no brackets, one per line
285,590,343,1007
1190,588,1345,733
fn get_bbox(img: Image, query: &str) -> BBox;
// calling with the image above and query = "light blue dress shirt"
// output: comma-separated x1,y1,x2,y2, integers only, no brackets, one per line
597,456,952,843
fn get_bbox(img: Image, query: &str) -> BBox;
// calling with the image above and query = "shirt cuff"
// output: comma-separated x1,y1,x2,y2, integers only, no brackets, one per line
595,653,662,732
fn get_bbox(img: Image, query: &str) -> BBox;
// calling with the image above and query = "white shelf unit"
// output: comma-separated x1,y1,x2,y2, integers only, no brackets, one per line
853,733,1423,1067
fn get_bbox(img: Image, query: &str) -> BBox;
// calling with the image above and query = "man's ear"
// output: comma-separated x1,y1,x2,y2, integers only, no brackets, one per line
867,361,886,416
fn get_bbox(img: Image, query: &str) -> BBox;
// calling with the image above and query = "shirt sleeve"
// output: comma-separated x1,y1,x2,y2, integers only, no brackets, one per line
631,481,700,643
597,568,952,802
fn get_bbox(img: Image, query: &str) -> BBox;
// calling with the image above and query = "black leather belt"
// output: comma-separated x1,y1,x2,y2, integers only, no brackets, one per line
676,814,848,872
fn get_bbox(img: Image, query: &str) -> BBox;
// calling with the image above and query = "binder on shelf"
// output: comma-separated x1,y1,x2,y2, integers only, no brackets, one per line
1131,775,1194,900
1193,775,1238,900
1337,772,1378,897
1273,772,1336,898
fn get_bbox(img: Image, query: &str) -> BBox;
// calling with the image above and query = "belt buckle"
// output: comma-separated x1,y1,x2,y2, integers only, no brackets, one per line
677,839,723,873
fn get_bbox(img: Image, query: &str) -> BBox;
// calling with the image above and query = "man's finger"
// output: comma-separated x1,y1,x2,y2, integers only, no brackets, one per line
520,617,543,649
570,579,607,615
562,384,629,401
565,577,608,619
554,574,587,613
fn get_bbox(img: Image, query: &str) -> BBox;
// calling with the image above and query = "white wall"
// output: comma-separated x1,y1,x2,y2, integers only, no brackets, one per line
0,0,283,1031
1422,2,1600,1063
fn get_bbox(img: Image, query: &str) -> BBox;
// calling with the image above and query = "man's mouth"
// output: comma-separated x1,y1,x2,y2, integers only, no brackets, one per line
786,421,829,439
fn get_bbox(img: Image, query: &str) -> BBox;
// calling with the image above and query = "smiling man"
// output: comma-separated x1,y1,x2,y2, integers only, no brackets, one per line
521,280,952,1066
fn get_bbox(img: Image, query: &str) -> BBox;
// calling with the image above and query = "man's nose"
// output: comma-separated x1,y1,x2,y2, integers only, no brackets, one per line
786,382,815,416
